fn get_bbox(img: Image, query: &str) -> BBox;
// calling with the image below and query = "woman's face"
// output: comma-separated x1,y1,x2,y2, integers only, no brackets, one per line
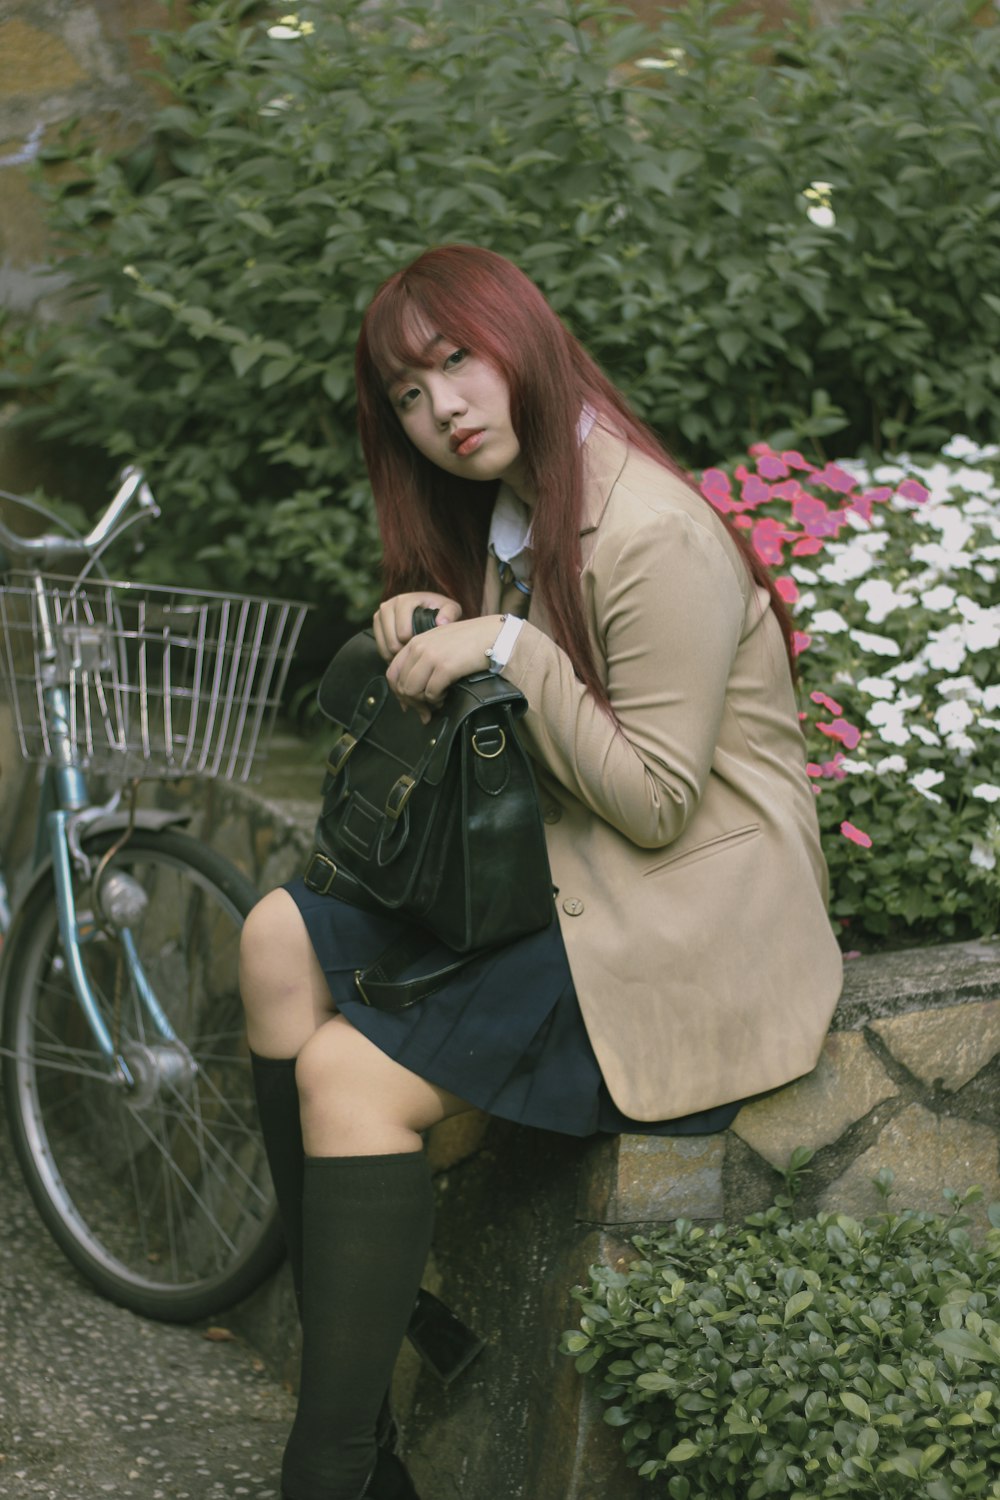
387,327,527,495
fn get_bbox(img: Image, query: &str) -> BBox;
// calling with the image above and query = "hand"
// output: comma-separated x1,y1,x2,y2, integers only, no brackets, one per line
372,592,462,661
386,615,504,723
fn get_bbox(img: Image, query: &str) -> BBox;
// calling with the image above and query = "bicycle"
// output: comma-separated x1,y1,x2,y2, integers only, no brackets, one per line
0,468,309,1322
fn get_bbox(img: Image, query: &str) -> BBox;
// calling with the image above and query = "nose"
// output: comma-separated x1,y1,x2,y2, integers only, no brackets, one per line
427,374,467,428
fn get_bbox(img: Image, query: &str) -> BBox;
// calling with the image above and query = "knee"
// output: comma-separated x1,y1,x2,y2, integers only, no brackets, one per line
239,888,313,1010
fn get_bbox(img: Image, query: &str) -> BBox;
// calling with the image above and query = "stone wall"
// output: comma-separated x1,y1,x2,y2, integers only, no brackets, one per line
143,743,1000,1500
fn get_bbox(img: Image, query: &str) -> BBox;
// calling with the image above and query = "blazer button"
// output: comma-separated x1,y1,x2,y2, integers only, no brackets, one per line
562,897,584,916
543,805,562,824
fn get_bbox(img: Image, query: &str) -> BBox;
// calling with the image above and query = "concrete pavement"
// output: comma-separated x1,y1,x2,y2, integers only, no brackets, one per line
0,1123,295,1499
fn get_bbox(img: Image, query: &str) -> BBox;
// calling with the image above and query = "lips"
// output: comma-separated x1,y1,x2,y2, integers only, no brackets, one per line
449,427,485,457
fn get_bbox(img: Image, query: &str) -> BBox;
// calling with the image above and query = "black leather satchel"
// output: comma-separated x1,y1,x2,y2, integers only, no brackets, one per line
304,609,554,1010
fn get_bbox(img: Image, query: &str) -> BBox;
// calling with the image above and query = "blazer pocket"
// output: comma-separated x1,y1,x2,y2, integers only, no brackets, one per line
642,822,761,877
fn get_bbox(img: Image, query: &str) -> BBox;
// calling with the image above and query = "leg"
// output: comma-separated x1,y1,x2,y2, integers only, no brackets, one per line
283,1020,469,1500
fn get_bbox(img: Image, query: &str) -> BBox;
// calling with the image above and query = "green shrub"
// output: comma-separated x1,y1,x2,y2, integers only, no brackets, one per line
13,0,1000,621
563,1185,1000,1498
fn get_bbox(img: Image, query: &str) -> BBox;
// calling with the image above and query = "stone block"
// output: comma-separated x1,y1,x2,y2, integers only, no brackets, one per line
835,939,1000,1029
426,1111,490,1174
0,19,85,95
818,1103,1000,1235
579,1133,725,1225
733,1031,897,1168
871,999,1000,1092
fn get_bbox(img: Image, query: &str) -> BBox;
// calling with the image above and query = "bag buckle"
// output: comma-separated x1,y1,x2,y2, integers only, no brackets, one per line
471,726,506,759
326,731,357,778
304,851,339,894
385,775,416,820
353,969,372,1005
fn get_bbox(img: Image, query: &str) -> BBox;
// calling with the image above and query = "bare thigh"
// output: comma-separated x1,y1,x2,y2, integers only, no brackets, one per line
240,889,471,1154
239,888,336,1058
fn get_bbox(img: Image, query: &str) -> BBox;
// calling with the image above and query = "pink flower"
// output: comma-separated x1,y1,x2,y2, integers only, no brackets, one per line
792,631,812,656
752,517,794,565
812,463,857,495
774,575,799,604
792,536,824,557
841,821,873,848
897,478,929,504
733,515,752,529
740,474,770,507
806,753,846,780
700,469,738,513
817,717,862,750
749,441,774,458
770,478,805,502
792,494,846,538
757,453,790,480
810,690,843,715
782,450,815,471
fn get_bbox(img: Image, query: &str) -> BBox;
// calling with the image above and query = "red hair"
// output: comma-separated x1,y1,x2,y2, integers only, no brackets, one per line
355,245,796,707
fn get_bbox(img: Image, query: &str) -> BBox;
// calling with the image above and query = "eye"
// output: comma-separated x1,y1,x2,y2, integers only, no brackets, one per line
443,347,468,370
396,386,420,411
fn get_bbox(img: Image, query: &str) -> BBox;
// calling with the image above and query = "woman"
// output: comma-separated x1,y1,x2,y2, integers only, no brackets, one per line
240,244,843,1500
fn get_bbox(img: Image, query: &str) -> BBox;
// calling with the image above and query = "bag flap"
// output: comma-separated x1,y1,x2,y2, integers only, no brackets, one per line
316,629,528,786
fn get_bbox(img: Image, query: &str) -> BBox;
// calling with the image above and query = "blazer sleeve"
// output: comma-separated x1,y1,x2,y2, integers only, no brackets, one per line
502,508,750,850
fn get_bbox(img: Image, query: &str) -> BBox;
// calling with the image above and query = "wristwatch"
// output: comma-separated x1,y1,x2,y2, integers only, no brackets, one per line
485,613,524,674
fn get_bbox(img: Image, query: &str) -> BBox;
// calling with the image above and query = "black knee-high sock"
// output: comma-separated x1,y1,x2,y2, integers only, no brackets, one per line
281,1152,435,1500
250,1052,306,1314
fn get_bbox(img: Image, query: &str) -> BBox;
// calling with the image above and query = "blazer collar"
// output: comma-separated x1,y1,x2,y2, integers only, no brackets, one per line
579,422,629,535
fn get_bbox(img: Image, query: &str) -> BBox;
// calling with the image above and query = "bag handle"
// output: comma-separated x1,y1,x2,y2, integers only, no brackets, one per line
412,605,438,635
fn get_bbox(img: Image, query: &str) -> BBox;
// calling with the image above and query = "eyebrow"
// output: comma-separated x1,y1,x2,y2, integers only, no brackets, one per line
385,333,445,389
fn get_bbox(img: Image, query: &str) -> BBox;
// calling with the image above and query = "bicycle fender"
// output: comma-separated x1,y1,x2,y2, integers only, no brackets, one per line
0,810,192,1024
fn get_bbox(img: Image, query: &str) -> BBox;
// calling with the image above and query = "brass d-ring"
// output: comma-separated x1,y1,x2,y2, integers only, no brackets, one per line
472,728,506,759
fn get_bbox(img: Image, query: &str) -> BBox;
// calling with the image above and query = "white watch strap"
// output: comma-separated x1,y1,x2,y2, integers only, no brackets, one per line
485,614,524,674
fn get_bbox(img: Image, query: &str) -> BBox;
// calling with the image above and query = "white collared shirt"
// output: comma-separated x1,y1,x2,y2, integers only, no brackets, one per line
486,406,596,593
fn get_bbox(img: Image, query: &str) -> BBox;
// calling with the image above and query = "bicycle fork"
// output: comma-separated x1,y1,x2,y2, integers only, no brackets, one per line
40,681,193,1098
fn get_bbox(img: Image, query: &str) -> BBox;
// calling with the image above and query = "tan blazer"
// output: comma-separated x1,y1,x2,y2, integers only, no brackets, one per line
486,424,842,1121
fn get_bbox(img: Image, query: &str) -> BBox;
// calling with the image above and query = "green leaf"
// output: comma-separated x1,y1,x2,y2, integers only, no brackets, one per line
784,1291,814,1323
665,1440,700,1463
933,1329,998,1364
841,1392,871,1422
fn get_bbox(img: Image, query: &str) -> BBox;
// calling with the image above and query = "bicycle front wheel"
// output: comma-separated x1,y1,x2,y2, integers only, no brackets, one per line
1,826,283,1321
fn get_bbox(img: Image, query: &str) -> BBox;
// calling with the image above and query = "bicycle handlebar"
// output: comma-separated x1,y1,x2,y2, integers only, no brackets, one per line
0,466,160,574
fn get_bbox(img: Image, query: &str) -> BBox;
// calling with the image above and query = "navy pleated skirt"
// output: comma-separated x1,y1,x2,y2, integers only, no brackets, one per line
284,876,741,1140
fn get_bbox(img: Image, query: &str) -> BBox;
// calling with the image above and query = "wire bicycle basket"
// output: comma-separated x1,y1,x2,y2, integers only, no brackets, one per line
0,573,310,782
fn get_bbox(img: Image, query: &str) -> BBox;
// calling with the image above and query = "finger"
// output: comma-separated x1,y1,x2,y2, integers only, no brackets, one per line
433,600,463,625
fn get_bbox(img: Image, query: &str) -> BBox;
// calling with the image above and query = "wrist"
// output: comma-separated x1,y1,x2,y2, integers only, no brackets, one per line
485,613,524,674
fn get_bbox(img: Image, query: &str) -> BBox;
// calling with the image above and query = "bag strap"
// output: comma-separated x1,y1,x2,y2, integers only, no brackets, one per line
302,849,489,1011
351,929,486,1012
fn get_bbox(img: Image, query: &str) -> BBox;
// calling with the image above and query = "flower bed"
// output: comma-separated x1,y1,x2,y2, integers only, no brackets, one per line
699,437,1000,948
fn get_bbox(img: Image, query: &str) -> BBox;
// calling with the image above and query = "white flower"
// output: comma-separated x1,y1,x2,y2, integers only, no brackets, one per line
934,700,975,735
875,755,908,774
807,205,836,228
840,758,873,775
962,614,1000,652
855,578,916,624
983,686,1000,711
873,463,907,484
857,676,896,699
910,724,942,746
972,784,1000,803
923,584,957,612
887,658,928,683
981,717,1000,731
942,434,994,462
937,675,983,702
910,768,946,803
924,627,968,672
635,50,686,69
865,702,911,745
850,629,901,658
818,547,878,584
267,24,304,37
971,839,997,871
790,566,819,584
810,609,850,633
